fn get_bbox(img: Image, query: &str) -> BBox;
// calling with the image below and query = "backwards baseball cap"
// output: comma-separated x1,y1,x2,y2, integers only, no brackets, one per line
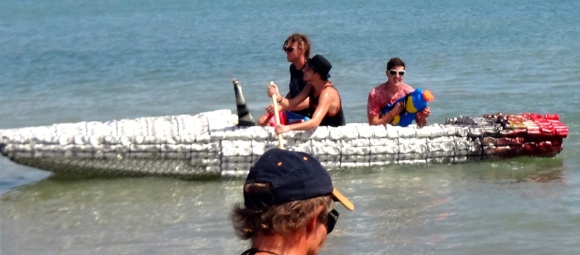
244,148,354,211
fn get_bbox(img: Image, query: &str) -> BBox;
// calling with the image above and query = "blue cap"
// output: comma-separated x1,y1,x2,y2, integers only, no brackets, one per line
244,148,354,211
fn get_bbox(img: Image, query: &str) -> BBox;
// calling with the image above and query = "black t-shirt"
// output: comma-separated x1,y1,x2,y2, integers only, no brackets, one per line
288,63,310,117
288,63,307,98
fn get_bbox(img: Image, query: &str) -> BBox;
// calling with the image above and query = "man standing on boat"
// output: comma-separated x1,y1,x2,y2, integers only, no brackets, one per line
267,54,345,134
232,148,354,255
257,33,312,126
367,57,430,127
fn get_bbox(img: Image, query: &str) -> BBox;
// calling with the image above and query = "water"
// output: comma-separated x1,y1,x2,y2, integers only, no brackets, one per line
1,0,579,254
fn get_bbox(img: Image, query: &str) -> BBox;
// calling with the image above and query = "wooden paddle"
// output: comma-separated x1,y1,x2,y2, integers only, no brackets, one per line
270,81,284,149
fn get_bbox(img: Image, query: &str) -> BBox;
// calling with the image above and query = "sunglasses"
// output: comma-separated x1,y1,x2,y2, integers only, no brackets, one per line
326,209,339,234
388,69,405,76
283,46,295,53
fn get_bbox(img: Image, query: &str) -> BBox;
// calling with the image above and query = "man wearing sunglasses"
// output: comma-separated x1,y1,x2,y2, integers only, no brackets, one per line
257,33,312,126
367,57,430,127
232,148,354,255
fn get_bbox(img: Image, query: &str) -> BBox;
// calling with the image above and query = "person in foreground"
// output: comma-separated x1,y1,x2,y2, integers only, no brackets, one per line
231,148,355,255
267,54,345,134
367,57,430,127
258,33,312,126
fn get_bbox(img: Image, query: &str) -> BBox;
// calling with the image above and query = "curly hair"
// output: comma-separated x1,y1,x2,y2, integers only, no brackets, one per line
231,183,333,239
283,33,311,58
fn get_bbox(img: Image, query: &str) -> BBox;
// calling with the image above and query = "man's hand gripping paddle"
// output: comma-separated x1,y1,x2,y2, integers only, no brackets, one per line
270,81,284,149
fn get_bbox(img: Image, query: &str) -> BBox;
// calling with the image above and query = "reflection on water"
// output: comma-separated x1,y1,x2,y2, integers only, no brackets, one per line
1,177,245,254
1,157,576,254
333,157,566,184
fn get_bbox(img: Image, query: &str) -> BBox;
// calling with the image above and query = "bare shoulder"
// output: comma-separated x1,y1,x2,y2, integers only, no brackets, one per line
321,85,340,97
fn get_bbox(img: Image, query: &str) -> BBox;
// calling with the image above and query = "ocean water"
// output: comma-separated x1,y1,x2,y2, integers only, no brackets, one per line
1,0,579,254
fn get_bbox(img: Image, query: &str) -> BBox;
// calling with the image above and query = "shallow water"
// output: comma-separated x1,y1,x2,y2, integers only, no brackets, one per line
2,0,580,254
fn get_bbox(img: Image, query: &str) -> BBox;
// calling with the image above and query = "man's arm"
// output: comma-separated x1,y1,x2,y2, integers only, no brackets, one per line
368,114,383,125
367,90,403,125
368,102,403,125
277,84,310,111
275,87,335,133
367,90,381,125
286,91,310,111
292,97,310,111
415,107,430,128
